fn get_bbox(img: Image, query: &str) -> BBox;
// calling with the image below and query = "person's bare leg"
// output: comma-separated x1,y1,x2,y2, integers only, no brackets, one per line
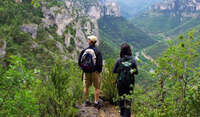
95,88,100,102
84,87,89,100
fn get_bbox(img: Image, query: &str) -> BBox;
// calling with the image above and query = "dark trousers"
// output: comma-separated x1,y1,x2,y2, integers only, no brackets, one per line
117,81,134,117
119,99,131,117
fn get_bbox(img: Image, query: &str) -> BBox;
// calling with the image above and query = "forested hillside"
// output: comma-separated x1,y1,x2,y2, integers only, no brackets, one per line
115,0,161,18
133,0,200,34
132,0,200,59
98,16,157,58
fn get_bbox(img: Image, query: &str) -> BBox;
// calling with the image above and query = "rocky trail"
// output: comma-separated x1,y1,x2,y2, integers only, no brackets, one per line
78,101,136,117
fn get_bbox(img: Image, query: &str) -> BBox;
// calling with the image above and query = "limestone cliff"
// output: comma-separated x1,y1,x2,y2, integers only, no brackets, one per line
16,0,120,60
150,0,200,17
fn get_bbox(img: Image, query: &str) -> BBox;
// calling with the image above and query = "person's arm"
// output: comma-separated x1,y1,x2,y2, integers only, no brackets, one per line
113,59,120,73
96,51,103,73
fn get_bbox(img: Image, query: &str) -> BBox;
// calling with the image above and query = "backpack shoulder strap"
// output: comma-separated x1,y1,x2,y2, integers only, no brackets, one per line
91,47,97,56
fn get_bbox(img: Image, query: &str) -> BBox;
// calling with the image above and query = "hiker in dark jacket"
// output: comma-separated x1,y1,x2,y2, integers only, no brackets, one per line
113,43,138,117
78,35,103,109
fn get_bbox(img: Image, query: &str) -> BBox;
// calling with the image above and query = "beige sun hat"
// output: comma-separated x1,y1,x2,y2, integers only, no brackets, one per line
88,35,97,43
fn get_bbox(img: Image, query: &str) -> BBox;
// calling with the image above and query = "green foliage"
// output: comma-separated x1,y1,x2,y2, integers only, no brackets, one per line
65,25,76,37
154,32,200,116
46,0,64,8
0,56,41,117
101,59,118,103
0,0,57,72
37,60,83,117
0,56,83,117
98,16,157,51
132,9,200,38
132,31,200,116
133,13,182,34
98,36,118,59
166,18,200,36
145,41,169,59
98,15,157,59
32,0,42,8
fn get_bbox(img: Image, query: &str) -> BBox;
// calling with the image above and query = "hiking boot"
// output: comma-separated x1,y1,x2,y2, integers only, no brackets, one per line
85,100,91,107
94,102,102,110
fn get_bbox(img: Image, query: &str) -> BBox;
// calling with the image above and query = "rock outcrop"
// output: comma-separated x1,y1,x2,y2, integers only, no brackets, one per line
105,2,120,17
21,24,38,39
150,0,200,17
42,5,74,36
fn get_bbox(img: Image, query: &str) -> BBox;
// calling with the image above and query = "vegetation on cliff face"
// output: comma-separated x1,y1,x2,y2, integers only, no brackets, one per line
0,0,98,74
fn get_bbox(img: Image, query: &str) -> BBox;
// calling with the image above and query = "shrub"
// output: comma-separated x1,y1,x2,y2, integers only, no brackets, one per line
101,58,118,103
37,60,83,117
0,56,84,117
0,56,41,117
132,31,200,117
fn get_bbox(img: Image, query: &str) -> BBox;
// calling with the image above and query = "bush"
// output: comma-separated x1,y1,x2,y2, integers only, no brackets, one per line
131,31,200,117
0,56,84,117
101,58,118,103
37,60,83,117
0,56,41,117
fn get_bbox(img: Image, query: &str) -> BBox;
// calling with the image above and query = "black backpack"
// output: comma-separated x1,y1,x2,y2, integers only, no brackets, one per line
117,57,134,85
80,48,96,73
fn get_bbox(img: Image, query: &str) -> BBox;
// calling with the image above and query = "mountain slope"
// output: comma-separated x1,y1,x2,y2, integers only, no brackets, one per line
115,0,162,18
98,16,157,58
131,0,200,59
132,0,200,35
166,18,200,36
133,13,182,34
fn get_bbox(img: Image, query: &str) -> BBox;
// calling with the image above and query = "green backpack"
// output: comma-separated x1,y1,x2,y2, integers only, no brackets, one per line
118,58,133,85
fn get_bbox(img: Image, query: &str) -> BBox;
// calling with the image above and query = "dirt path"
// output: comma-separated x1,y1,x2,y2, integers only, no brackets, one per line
78,101,136,117
98,102,136,117
98,102,120,117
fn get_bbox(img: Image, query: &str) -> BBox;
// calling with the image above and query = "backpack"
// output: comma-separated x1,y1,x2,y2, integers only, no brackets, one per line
80,48,96,73
118,57,133,85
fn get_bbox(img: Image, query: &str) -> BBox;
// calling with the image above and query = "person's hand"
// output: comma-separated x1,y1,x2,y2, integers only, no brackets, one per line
130,69,136,74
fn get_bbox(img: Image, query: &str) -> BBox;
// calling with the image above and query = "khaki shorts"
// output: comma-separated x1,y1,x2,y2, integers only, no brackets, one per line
83,72,101,89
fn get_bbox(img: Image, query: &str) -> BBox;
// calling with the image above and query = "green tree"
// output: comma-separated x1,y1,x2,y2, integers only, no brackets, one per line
132,31,200,117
